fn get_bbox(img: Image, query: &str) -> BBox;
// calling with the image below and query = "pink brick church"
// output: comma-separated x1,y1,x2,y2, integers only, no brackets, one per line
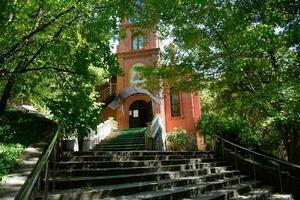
101,19,202,143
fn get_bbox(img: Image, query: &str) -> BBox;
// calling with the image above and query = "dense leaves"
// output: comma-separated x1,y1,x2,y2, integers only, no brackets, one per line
0,110,56,145
167,128,197,151
138,0,300,163
0,110,56,180
0,143,24,181
1,1,299,163
46,75,102,146
0,0,127,114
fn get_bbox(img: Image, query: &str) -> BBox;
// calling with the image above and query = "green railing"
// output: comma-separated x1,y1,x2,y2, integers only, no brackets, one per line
16,124,63,200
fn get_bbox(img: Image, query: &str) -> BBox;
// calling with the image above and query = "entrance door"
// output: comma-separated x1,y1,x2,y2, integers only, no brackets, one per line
129,100,152,128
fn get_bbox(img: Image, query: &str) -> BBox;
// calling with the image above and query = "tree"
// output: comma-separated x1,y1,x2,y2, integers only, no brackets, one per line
137,1,300,163
0,0,127,115
46,74,102,151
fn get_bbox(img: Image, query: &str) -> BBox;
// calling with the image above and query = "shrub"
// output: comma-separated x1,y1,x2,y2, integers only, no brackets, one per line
0,110,56,180
198,113,262,148
167,128,197,151
0,144,24,181
0,110,56,146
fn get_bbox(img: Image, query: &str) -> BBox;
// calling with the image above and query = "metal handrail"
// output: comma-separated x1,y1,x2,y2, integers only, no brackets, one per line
100,83,117,102
215,134,300,170
215,134,300,193
16,124,63,199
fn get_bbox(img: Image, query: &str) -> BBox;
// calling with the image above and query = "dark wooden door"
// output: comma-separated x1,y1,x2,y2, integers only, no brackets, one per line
129,100,149,128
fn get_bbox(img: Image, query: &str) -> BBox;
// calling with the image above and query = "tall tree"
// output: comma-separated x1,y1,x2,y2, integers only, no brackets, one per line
0,0,127,115
138,0,300,163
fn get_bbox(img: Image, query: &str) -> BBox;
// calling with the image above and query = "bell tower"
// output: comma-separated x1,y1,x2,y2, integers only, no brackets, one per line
102,19,161,130
116,19,160,93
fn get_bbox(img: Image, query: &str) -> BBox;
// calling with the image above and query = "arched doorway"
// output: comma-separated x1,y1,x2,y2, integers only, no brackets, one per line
129,100,153,128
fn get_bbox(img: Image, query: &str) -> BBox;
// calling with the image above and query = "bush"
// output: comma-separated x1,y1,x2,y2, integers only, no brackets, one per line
0,110,56,146
167,128,197,151
198,113,262,148
0,143,24,181
0,110,56,180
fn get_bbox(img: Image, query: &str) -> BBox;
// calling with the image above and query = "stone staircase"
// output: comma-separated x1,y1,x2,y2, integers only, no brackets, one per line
35,128,292,200
93,128,146,151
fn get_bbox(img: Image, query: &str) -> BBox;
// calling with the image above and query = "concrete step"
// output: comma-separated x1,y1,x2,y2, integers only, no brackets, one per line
231,186,273,200
62,154,216,162
266,194,294,200
102,136,145,140
93,147,146,151
101,136,144,141
37,175,249,200
99,176,250,200
95,145,145,151
94,143,145,148
35,145,290,200
97,139,145,144
54,165,232,177
65,151,215,157
56,158,223,170
114,133,145,137
183,180,260,200
48,170,240,190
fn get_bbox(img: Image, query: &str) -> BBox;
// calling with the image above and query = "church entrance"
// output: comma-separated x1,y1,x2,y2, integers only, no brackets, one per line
129,100,153,128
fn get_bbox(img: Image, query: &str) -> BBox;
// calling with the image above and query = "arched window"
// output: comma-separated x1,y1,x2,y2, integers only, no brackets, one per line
132,34,145,50
130,64,145,87
170,88,181,117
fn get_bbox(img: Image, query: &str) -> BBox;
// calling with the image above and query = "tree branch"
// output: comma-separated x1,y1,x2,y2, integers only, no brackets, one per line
210,26,233,65
0,6,75,64
19,66,88,76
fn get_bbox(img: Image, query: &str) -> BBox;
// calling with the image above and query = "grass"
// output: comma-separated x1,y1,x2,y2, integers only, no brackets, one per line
0,109,57,181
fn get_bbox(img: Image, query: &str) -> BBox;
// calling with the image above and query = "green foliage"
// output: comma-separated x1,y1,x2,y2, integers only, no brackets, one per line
136,0,300,163
0,110,56,180
167,128,197,151
0,143,24,181
167,128,189,145
0,110,56,181
0,110,56,146
198,113,262,148
0,0,126,114
46,75,102,140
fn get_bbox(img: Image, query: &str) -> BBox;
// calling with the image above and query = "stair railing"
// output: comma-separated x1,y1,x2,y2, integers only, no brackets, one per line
84,117,118,151
214,134,300,195
16,124,64,200
145,115,166,151
96,117,118,142
100,83,116,102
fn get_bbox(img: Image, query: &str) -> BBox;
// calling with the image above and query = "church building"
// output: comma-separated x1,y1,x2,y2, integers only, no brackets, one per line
101,19,201,134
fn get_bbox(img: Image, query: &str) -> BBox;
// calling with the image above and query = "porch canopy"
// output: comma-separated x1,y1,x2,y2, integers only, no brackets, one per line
108,87,160,110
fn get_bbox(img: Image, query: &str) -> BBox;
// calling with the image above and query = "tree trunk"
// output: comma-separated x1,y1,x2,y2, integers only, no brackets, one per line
287,132,300,165
281,123,300,165
0,74,16,116
78,137,84,152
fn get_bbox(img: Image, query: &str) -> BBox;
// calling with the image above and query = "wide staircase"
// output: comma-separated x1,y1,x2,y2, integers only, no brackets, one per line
36,128,290,200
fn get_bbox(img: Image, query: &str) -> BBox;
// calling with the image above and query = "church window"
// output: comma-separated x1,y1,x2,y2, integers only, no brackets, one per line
132,34,145,50
170,89,181,117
